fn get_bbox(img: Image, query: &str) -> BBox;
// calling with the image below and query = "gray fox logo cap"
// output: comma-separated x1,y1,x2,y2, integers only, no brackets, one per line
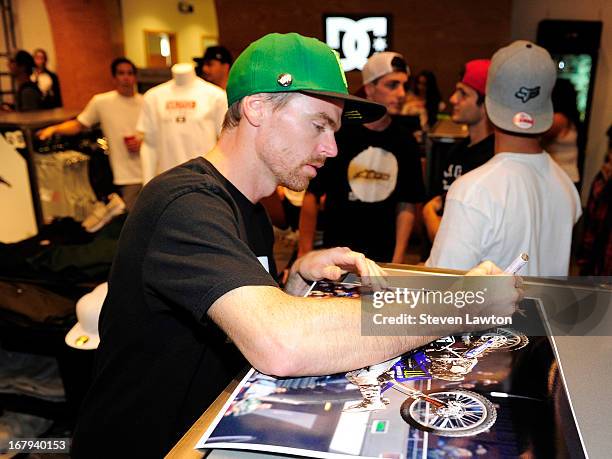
485,40,556,134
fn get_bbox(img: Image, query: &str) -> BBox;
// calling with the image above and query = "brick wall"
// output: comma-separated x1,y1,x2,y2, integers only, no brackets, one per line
214,0,512,100
43,0,123,109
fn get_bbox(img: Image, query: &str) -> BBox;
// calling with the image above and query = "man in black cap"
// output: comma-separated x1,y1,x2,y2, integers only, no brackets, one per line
194,45,233,89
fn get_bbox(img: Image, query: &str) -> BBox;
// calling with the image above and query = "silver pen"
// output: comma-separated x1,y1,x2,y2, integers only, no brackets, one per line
504,252,528,317
504,252,529,274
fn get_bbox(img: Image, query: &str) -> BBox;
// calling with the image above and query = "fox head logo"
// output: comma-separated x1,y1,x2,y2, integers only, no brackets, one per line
514,86,540,103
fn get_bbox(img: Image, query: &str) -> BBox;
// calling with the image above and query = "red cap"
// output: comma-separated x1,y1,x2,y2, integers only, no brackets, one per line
462,59,491,96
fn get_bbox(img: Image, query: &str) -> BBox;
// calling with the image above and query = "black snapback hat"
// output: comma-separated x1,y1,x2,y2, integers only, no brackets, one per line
193,45,233,65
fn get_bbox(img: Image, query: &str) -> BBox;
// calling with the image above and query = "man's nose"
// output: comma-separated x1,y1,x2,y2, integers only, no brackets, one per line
321,131,338,158
397,84,406,99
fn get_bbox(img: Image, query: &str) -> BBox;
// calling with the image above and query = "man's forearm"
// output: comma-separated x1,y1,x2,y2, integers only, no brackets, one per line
210,261,519,377
392,203,416,264
423,199,442,242
210,285,437,377
38,119,83,140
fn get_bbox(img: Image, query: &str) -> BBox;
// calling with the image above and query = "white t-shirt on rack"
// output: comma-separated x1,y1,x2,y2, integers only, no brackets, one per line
426,152,582,276
77,90,144,186
137,78,227,183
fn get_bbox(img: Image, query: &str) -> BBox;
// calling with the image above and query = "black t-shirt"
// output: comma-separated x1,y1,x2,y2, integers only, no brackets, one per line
16,81,43,111
308,115,425,262
441,134,494,192
438,134,494,216
72,158,277,458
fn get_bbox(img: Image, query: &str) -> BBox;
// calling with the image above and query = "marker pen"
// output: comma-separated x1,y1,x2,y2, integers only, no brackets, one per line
504,253,529,275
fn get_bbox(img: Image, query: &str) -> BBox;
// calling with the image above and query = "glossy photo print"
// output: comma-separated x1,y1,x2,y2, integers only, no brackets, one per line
198,280,586,459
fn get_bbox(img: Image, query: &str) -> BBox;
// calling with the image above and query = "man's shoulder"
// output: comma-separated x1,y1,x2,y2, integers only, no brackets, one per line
91,90,118,101
467,135,495,156
447,137,472,157
86,90,122,108
137,162,234,223
147,159,227,198
446,155,504,200
449,135,494,168
472,134,495,150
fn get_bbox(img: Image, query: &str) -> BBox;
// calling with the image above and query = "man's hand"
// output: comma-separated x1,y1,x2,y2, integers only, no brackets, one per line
424,195,443,214
463,260,524,328
36,120,83,141
465,260,503,276
291,247,386,288
37,126,56,141
124,136,142,154
423,195,444,242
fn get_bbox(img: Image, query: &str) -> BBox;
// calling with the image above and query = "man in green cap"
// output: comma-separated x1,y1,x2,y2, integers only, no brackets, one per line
71,33,520,458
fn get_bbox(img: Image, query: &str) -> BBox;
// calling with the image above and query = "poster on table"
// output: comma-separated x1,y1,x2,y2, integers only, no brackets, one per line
197,280,586,459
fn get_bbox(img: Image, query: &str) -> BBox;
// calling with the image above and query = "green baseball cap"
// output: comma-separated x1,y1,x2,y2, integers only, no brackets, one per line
226,32,386,123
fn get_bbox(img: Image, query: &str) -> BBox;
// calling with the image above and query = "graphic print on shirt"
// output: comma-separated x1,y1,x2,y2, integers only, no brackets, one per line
442,163,463,191
347,146,398,202
165,100,197,123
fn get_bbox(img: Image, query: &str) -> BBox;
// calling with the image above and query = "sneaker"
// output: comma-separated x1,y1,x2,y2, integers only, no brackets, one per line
82,193,126,233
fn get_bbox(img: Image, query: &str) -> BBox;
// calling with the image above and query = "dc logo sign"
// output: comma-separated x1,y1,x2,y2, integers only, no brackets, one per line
324,15,391,72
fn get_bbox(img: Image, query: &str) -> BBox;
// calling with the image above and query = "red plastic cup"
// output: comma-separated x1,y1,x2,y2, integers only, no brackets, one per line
124,135,138,153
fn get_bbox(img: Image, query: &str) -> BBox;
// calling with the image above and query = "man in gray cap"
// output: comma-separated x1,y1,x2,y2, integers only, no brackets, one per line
427,41,581,276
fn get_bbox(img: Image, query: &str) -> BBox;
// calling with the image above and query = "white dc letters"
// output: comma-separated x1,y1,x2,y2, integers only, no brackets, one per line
325,16,389,71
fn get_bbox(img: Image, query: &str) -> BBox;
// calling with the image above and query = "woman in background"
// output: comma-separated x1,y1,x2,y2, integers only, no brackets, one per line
543,79,580,185
402,70,444,131
32,48,62,109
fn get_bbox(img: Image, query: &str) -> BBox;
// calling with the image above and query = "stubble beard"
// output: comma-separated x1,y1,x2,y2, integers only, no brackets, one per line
452,104,482,127
276,164,313,192
271,156,324,192
258,147,312,192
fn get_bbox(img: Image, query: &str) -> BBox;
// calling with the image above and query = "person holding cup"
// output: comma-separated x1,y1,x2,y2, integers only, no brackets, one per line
37,57,143,210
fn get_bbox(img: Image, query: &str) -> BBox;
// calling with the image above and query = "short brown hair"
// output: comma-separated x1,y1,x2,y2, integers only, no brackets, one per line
222,92,296,131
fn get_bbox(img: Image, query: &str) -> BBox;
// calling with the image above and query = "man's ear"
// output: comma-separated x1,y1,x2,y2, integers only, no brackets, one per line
479,100,488,120
364,82,375,100
241,95,267,127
